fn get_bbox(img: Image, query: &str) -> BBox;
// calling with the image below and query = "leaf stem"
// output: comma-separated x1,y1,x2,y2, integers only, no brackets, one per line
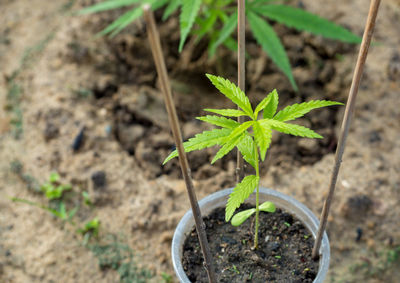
253,138,260,249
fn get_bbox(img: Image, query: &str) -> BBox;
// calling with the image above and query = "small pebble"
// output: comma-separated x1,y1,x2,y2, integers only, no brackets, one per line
91,171,106,189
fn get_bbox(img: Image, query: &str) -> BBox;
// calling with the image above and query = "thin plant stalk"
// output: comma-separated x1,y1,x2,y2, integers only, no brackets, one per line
253,139,261,249
312,0,381,260
236,0,246,182
142,5,217,282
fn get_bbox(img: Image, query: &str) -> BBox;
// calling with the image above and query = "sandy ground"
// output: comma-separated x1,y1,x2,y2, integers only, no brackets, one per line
0,0,399,282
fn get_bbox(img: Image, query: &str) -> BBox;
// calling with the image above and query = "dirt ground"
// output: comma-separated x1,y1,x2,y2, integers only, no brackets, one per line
0,0,399,282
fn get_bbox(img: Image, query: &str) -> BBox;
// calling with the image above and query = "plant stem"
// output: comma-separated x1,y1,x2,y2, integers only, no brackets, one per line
312,0,381,260
236,0,246,183
142,6,217,283
253,139,260,249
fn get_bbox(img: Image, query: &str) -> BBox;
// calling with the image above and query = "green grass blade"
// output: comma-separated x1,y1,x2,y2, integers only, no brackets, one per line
261,119,323,138
78,0,139,15
247,11,297,91
163,128,232,164
226,175,259,221
206,74,253,116
274,100,343,122
204,108,247,117
179,0,202,52
196,115,239,129
253,120,272,161
256,5,361,43
209,11,237,57
162,0,181,20
108,7,143,37
96,8,140,37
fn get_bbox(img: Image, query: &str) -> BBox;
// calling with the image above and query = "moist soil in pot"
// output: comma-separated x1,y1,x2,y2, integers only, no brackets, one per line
182,204,319,282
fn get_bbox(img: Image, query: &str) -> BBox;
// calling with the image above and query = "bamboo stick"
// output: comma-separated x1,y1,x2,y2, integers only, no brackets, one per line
312,0,381,260
142,5,216,282
236,0,246,183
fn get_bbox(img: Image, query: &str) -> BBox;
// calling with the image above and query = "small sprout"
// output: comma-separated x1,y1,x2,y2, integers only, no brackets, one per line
304,268,310,272
273,226,278,230
231,264,240,274
161,272,172,283
304,235,310,239
82,191,92,206
41,172,71,200
284,222,291,227
77,217,100,245
275,255,282,259
242,239,246,245
249,272,253,280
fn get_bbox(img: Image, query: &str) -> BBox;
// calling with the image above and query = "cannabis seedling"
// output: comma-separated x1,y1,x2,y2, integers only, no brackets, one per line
79,0,361,90
164,74,342,248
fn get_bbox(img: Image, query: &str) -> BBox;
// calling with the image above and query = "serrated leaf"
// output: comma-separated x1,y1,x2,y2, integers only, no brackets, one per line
179,0,202,52
162,0,181,20
237,134,257,169
259,201,276,213
263,89,279,119
78,0,139,15
204,108,247,117
247,11,297,91
274,100,343,122
256,5,361,43
231,208,256,226
254,89,278,118
196,115,239,129
163,128,232,164
211,132,245,164
209,11,237,57
253,120,272,161
206,74,253,116
226,175,259,221
260,119,323,138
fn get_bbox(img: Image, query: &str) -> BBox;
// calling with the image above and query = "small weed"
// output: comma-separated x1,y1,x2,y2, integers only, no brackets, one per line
82,191,93,206
89,234,152,283
284,222,291,227
77,218,100,245
10,160,40,192
230,264,240,274
41,172,72,200
161,272,173,283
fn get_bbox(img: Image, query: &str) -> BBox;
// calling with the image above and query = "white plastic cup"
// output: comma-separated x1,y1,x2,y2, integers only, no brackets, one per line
172,187,330,283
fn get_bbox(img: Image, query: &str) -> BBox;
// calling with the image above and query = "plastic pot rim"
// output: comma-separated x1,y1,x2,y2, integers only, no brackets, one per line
171,187,330,283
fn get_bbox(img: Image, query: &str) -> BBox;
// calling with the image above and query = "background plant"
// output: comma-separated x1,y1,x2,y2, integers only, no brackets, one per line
164,74,342,248
79,0,361,90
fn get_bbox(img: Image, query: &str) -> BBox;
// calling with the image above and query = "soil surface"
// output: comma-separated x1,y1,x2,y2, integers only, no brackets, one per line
0,0,399,282
183,205,319,283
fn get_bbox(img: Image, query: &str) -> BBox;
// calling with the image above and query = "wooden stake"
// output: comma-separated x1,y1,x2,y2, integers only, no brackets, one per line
236,0,246,183
142,5,217,282
312,0,381,260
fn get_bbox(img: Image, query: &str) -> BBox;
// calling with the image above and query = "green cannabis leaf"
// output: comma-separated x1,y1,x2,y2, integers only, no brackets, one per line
226,175,259,222
179,0,202,52
163,74,342,248
80,1,361,90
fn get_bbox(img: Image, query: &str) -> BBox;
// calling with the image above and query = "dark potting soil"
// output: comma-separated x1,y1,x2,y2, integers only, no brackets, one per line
182,205,319,282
